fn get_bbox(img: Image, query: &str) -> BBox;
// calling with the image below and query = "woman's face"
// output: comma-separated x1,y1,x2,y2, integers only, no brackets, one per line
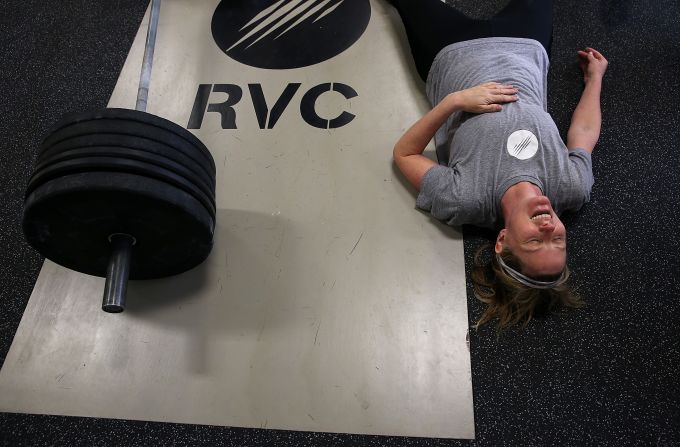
495,195,567,277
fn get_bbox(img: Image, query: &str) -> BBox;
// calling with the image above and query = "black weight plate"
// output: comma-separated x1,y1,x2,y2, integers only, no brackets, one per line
41,119,216,177
26,156,216,216
34,146,215,204
27,156,215,215
38,133,215,188
23,172,214,279
42,108,215,172
43,108,215,169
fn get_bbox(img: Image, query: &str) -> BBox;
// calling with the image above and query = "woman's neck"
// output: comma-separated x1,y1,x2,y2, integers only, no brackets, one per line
500,181,542,221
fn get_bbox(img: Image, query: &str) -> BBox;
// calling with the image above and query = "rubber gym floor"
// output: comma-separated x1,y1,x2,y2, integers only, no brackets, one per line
1,0,679,445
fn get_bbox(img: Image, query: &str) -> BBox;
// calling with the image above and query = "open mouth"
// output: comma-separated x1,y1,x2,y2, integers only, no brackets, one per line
531,213,551,221
531,207,552,221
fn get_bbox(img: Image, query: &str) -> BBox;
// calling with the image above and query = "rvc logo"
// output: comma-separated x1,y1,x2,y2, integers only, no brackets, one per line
189,0,370,130
212,0,371,69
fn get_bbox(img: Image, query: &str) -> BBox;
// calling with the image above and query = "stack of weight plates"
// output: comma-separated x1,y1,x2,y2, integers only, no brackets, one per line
23,108,217,280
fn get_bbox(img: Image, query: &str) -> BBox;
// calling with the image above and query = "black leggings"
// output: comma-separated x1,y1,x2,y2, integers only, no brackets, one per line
390,0,553,81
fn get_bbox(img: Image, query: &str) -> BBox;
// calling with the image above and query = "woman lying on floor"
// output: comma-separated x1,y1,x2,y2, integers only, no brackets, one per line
390,0,608,329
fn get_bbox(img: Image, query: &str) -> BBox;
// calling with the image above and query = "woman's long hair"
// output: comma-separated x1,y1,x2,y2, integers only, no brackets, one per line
471,244,584,330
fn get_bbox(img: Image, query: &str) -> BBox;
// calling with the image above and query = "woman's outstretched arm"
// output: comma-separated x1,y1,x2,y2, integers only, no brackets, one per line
567,47,608,153
393,82,518,190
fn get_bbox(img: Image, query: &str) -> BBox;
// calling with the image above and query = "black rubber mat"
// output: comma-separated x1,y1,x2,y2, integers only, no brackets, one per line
1,0,679,445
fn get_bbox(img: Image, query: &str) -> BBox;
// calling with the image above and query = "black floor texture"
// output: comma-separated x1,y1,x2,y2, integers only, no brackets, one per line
1,0,679,446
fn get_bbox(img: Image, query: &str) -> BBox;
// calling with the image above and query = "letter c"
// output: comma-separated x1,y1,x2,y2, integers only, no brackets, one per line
300,83,358,129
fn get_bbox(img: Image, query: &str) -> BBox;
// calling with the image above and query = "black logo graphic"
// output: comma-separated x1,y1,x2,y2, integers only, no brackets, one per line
212,0,371,69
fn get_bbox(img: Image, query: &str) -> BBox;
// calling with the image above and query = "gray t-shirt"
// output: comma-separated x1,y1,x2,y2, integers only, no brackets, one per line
416,37,594,229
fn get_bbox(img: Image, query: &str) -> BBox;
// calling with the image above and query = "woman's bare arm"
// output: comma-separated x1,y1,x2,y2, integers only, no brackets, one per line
393,82,518,190
567,48,608,153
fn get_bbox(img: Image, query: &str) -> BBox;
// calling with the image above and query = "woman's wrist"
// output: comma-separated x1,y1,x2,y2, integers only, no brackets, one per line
584,74,604,87
441,92,463,113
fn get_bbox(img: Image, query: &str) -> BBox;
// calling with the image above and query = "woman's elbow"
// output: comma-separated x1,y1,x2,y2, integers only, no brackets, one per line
567,128,599,152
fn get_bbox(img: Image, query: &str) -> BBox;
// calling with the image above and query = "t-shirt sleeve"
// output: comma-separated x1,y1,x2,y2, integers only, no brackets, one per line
415,165,463,225
565,148,595,209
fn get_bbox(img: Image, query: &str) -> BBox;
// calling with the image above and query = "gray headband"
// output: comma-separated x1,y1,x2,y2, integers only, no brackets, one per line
495,254,568,289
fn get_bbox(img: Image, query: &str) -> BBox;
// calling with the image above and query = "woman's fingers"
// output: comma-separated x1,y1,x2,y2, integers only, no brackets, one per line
584,47,604,58
482,82,516,89
480,82,518,94
491,87,519,95
483,84,518,109
578,47,607,63
577,51,596,63
481,104,503,113
489,85,519,103
491,94,518,104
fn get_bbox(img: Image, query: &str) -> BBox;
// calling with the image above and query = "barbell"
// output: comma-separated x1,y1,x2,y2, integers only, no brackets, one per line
22,0,216,313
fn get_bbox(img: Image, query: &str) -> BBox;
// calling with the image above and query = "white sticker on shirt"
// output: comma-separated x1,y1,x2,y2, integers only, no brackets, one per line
506,130,538,160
